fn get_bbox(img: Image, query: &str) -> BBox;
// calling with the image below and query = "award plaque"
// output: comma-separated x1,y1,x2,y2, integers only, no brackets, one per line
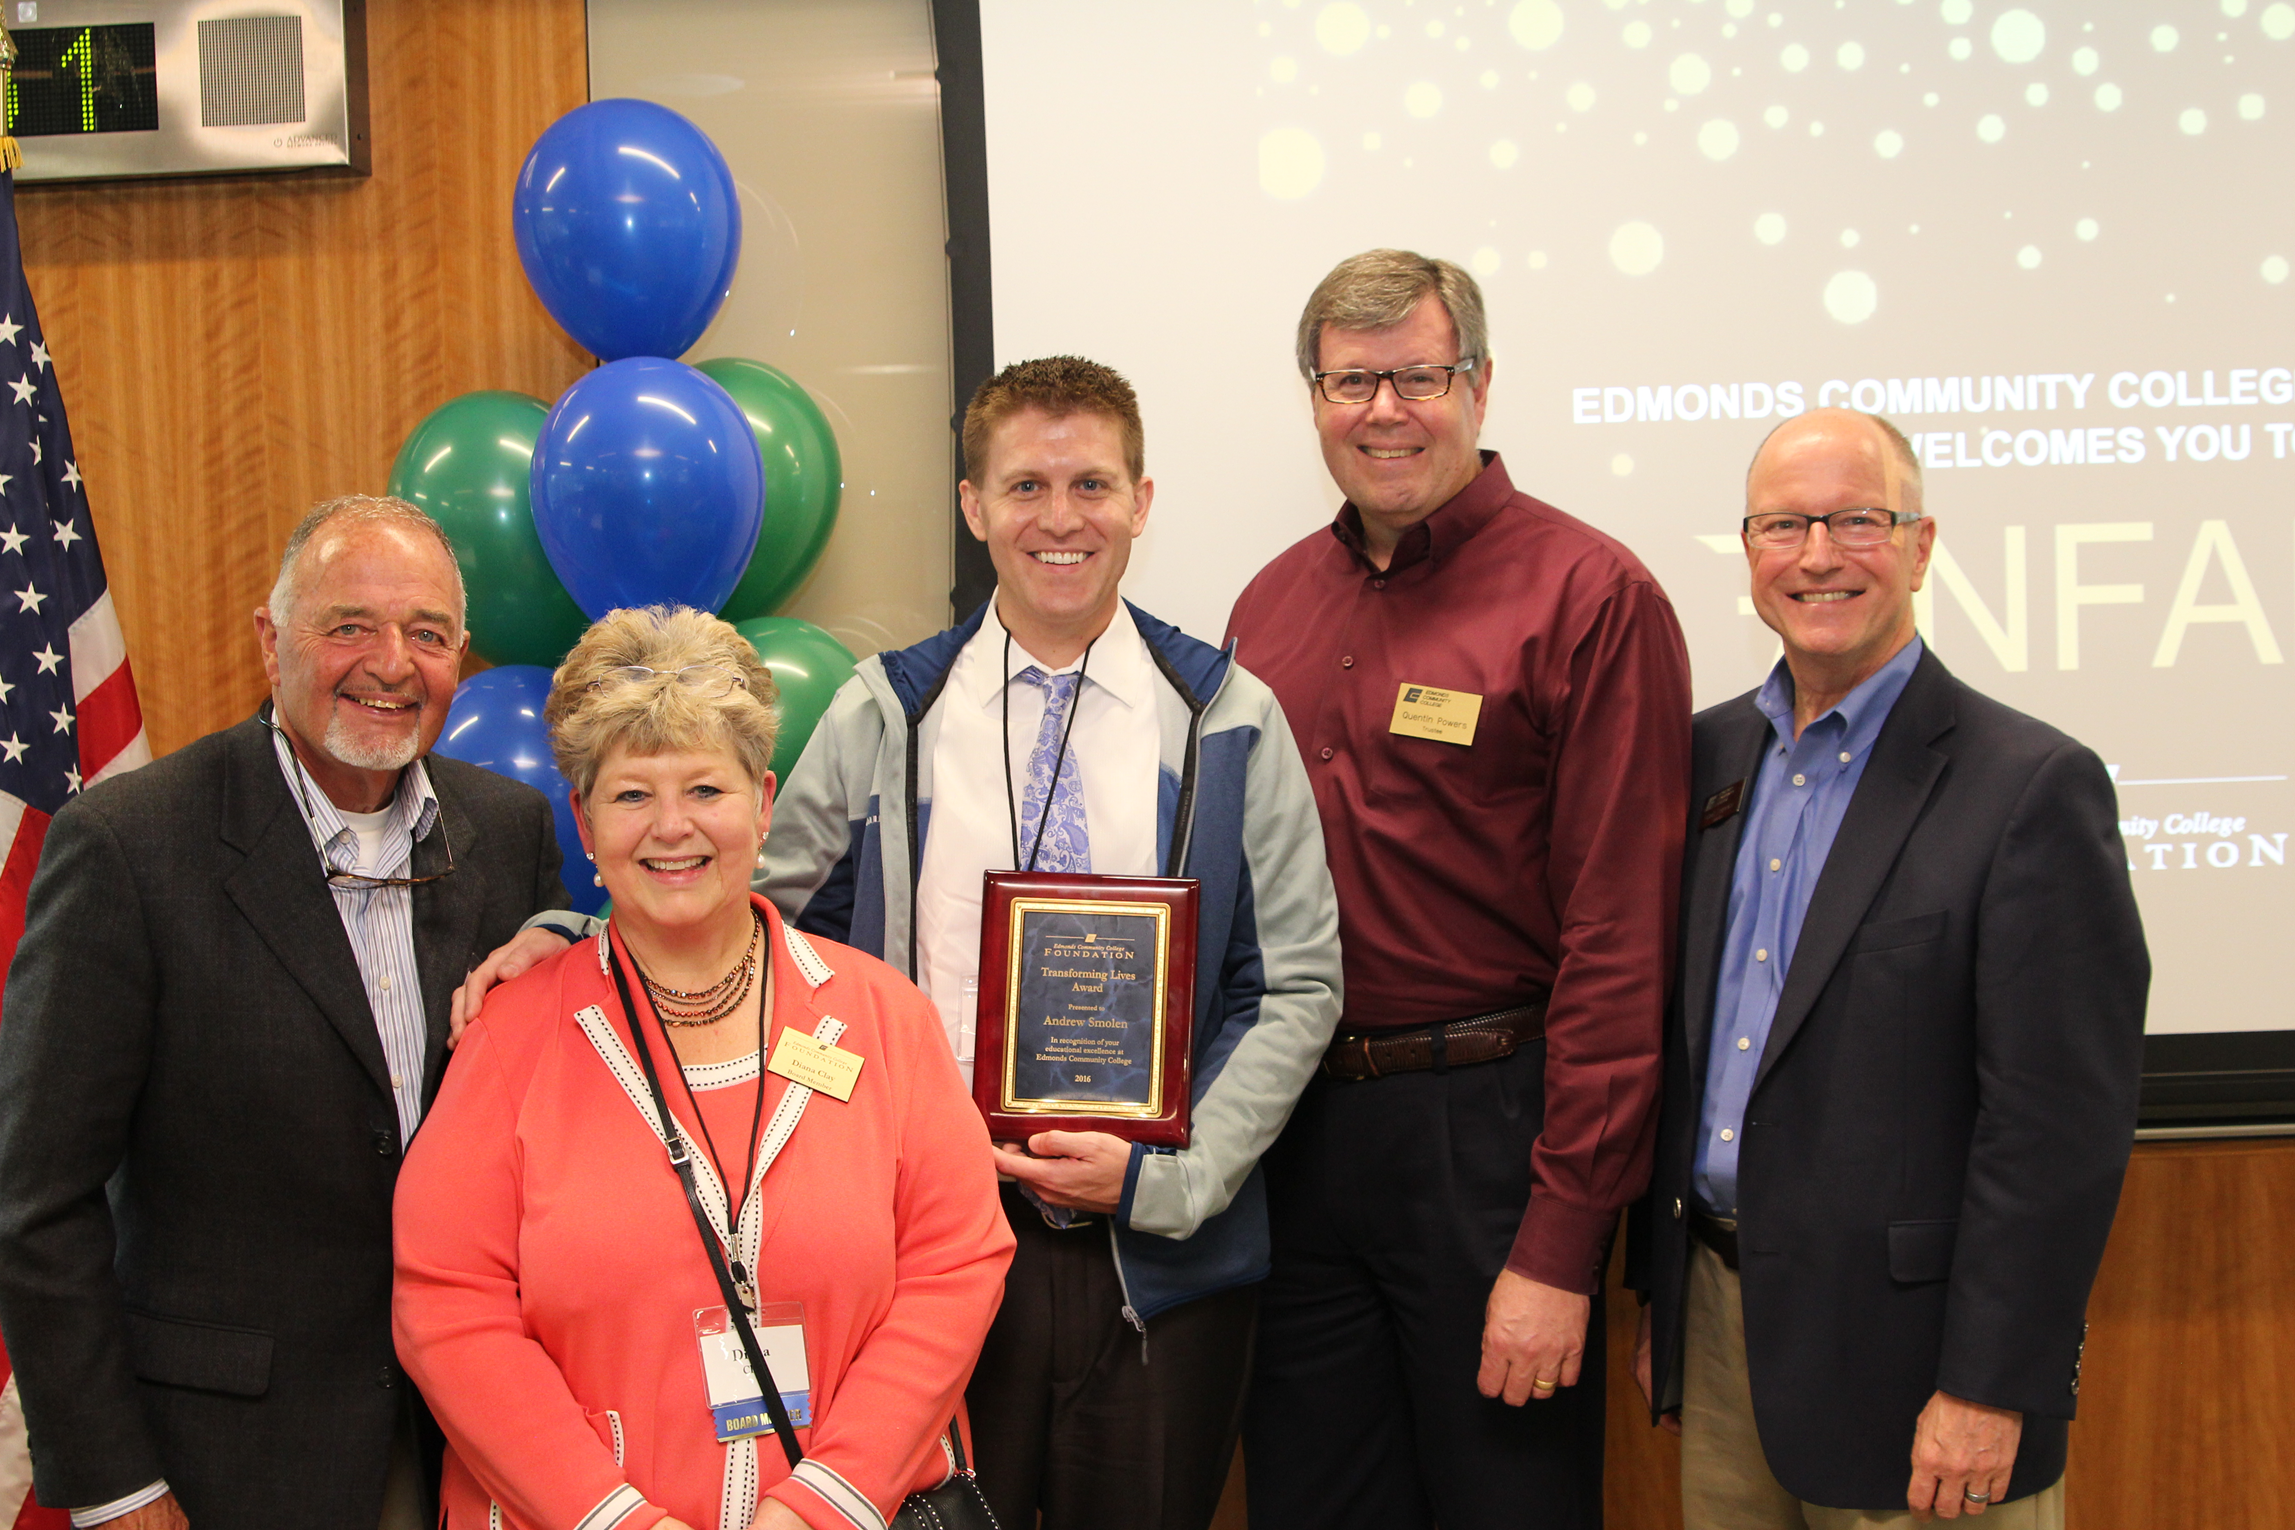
974,871,1198,1148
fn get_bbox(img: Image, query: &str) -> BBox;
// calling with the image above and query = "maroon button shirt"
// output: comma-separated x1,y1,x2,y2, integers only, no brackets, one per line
1226,452,1691,1291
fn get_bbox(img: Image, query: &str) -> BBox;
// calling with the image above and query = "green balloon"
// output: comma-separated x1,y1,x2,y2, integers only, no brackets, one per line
389,390,592,668
699,358,843,620
735,616,858,781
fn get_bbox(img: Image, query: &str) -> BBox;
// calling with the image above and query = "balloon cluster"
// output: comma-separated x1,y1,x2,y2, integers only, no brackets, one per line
401,100,859,913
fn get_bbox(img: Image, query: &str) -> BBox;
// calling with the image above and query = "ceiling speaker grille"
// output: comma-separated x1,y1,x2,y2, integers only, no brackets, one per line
197,16,306,128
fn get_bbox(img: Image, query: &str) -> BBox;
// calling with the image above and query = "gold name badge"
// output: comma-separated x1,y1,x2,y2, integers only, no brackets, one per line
768,1028,864,1102
1388,682,1483,746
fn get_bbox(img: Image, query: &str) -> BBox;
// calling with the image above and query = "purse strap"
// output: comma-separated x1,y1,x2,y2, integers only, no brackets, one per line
610,943,808,1469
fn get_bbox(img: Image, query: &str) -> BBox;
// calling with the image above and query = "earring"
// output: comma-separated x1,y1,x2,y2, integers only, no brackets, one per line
587,850,602,888
755,830,771,868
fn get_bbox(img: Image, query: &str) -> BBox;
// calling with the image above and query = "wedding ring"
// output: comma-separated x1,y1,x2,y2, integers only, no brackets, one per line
1530,1377,1558,1392
1963,1489,1992,1505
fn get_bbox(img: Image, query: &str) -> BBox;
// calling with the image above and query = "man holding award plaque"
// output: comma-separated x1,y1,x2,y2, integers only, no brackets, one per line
1226,250,1693,1529
759,356,1343,1530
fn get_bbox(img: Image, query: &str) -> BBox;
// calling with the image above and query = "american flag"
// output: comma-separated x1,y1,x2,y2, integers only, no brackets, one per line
0,168,146,1530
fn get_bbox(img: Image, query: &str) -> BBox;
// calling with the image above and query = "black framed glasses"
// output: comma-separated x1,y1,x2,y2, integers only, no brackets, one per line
586,664,749,698
263,712,456,890
1741,508,1923,549
1310,357,1480,405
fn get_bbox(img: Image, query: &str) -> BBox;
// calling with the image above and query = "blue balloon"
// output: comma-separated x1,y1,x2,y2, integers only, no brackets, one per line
512,99,742,361
436,666,606,917
531,357,766,617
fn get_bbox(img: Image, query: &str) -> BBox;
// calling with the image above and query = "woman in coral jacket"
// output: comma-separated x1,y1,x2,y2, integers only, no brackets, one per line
394,606,1013,1530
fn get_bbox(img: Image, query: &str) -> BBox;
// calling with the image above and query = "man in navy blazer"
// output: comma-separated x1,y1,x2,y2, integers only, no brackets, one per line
1627,409,2146,1527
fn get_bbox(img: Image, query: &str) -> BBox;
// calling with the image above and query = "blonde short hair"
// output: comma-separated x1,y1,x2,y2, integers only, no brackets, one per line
544,606,782,798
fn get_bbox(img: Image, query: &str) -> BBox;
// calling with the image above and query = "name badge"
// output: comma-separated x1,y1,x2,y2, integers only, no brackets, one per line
1389,682,1483,746
768,1027,864,1102
696,1303,810,1442
1701,779,1750,829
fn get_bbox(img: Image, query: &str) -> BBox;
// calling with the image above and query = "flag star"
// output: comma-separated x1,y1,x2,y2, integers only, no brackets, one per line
0,315,21,345
0,474,13,495
30,340,50,372
0,525,23,555
7,376,35,407
51,518,79,549
0,674,11,705
15,583,45,615
64,765,81,793
31,644,60,674
30,439,41,465
61,460,81,490
49,705,73,735
0,733,23,763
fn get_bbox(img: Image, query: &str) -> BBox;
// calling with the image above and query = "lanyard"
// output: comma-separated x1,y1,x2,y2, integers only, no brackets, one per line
1000,623,1095,873
607,922,770,1308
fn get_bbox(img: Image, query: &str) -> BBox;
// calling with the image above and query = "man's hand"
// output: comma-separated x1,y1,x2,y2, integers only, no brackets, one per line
448,928,569,1047
1632,1303,1683,1435
1906,1391,2022,1519
104,1494,188,1530
1477,1268,1590,1406
990,1131,1131,1213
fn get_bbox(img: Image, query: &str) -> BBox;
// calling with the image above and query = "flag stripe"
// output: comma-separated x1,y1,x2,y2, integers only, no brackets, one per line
0,802,47,1026
72,662,142,780
64,589,124,705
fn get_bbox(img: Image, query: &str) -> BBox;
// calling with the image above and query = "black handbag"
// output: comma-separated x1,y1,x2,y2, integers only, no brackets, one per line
609,948,1000,1530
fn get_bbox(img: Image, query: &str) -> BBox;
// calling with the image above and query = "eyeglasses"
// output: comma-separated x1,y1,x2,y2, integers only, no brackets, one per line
1310,358,1480,405
263,712,457,890
1741,509,1923,549
587,664,749,698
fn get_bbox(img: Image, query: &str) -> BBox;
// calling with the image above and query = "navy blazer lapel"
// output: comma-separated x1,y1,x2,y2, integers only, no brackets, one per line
1682,701,1773,1072
1754,650,1957,1091
218,717,394,1097
411,776,486,1103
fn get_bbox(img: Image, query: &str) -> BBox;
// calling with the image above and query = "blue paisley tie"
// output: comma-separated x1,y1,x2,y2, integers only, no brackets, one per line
1016,666,1091,873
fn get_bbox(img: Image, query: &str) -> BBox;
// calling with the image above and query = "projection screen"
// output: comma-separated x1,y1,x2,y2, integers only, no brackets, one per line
966,0,2295,1118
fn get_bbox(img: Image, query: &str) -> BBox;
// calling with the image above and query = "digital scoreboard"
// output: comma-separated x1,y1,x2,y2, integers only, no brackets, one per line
8,1,365,183
9,23,160,137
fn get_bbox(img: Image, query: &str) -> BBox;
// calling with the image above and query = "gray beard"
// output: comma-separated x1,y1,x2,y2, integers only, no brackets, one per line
324,712,422,774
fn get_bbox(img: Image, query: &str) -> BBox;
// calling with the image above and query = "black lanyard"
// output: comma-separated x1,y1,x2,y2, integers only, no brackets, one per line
606,921,770,1305
1000,623,1095,873
606,929,804,1466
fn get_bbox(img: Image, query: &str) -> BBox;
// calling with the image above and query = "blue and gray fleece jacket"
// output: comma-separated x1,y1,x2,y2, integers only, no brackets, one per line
757,601,1342,1322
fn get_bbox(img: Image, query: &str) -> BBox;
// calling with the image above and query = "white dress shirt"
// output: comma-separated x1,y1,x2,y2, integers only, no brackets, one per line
915,600,1161,1086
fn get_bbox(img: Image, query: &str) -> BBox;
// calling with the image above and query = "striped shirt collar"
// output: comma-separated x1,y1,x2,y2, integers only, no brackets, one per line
267,721,441,879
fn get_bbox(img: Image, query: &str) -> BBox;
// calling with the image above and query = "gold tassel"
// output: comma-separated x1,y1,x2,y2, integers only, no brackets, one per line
0,140,19,174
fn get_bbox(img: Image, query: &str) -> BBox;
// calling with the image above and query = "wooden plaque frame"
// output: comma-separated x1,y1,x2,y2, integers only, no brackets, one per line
974,870,1197,1149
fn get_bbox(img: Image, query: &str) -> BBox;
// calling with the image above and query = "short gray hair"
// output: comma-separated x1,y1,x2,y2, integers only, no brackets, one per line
1295,249,1490,382
544,605,783,799
1745,411,1926,515
268,495,466,626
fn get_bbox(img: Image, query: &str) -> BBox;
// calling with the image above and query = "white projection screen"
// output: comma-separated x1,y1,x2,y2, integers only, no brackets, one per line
960,0,2295,1111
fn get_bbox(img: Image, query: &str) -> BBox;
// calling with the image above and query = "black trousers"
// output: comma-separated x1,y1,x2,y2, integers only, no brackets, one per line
966,1186,1258,1530
1245,1041,1606,1530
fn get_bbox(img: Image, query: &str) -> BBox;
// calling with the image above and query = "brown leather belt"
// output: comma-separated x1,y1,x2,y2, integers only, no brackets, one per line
1320,1002,1548,1082
1691,1211,1741,1272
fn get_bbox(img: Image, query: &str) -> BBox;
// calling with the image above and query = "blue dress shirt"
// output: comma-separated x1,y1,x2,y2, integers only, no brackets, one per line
1693,637,1926,1216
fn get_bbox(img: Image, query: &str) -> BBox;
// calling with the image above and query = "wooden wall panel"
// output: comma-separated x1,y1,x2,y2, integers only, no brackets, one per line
1599,1138,2295,1528
17,0,592,758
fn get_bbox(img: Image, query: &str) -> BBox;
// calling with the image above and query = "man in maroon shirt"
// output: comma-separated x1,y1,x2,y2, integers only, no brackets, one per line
1226,249,1691,1528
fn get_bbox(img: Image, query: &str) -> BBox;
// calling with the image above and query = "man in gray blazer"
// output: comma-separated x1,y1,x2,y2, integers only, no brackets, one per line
0,497,572,1530
1628,410,2147,1528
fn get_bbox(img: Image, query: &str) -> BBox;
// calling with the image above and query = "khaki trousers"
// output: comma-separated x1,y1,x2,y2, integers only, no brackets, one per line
1680,1239,2064,1530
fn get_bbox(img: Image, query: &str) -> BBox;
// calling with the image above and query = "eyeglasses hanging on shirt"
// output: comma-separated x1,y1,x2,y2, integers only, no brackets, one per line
263,708,458,891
